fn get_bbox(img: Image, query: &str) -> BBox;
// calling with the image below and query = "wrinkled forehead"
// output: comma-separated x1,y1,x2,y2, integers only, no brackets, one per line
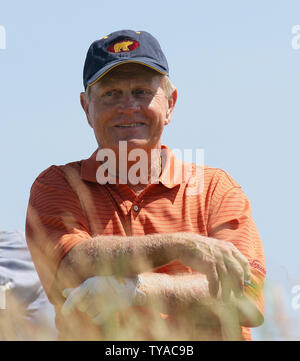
95,63,162,87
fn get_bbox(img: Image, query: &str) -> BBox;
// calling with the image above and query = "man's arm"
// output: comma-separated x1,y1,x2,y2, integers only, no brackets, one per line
57,231,262,328
138,272,263,328
56,232,181,289
56,231,250,300
60,267,262,333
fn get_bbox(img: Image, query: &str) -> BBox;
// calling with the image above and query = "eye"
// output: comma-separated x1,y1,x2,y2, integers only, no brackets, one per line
100,89,121,98
134,89,151,96
104,90,115,97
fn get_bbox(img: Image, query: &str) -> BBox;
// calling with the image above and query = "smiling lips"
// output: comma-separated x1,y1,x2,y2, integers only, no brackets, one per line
115,122,145,128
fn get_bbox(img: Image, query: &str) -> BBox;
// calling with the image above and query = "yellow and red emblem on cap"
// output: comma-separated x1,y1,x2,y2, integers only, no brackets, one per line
108,39,139,53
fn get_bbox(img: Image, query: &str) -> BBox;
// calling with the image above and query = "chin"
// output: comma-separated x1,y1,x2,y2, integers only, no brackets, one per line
100,139,159,154
127,140,161,153
115,138,149,150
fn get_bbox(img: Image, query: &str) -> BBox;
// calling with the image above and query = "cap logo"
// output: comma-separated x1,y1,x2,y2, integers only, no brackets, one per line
108,39,139,53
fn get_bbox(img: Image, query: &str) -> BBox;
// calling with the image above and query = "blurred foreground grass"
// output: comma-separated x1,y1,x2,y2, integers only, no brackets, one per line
1,279,299,341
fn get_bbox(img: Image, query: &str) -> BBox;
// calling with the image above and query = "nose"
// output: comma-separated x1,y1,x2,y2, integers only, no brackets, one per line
117,94,140,116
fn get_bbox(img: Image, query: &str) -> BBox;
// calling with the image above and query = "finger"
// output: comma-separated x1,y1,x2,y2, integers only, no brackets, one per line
82,296,103,317
77,287,105,314
216,262,231,302
62,288,74,299
224,257,245,298
77,292,91,313
232,249,251,281
61,285,88,316
205,263,219,298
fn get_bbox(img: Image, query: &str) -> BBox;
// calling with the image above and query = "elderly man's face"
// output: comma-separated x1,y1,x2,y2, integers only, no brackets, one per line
81,64,176,153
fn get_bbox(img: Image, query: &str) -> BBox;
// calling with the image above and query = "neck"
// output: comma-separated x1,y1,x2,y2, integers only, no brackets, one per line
109,146,162,189
118,149,161,184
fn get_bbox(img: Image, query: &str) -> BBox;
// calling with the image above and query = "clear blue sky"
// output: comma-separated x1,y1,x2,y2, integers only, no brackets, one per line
1,0,300,340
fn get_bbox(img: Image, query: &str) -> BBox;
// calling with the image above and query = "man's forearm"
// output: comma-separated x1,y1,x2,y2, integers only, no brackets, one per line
138,272,211,313
139,272,263,329
56,232,192,289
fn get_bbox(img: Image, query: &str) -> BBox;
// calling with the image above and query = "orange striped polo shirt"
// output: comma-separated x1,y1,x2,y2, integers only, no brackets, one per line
26,145,265,341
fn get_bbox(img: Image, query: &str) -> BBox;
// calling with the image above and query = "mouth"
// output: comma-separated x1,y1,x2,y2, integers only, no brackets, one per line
114,122,146,128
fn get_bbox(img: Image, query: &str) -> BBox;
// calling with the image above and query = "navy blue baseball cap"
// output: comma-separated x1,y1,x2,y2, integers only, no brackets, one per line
83,30,169,90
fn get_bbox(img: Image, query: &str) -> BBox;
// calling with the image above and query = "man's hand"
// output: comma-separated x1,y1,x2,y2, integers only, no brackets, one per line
180,234,251,300
61,275,141,325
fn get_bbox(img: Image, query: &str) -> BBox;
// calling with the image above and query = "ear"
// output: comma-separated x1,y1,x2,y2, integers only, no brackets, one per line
164,88,177,125
80,92,93,128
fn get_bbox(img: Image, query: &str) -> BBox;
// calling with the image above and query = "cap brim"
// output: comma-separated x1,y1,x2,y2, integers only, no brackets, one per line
86,58,168,89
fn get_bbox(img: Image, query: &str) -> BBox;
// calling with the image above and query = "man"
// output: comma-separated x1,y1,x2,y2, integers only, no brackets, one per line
26,30,266,340
0,230,56,340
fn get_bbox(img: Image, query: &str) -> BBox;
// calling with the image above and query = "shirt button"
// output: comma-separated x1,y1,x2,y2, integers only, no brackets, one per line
133,205,139,212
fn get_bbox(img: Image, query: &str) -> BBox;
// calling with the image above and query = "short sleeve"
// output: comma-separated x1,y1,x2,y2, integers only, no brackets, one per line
207,170,266,318
26,165,92,299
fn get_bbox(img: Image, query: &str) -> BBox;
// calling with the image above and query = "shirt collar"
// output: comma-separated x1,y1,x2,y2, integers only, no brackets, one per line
81,145,183,188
